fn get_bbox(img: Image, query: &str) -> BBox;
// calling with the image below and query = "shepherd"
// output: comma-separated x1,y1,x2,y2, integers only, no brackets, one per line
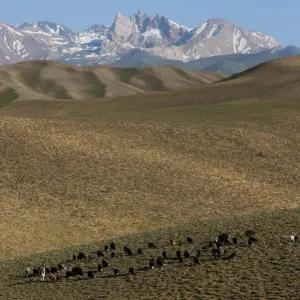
25,265,31,277
40,265,46,282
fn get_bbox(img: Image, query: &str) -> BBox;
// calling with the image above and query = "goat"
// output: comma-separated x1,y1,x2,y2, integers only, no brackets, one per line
248,237,258,246
71,266,84,276
187,237,193,244
88,270,95,279
157,257,164,267
184,250,190,259
97,250,104,257
102,259,109,268
77,252,87,260
110,242,117,251
148,242,157,249
97,264,103,272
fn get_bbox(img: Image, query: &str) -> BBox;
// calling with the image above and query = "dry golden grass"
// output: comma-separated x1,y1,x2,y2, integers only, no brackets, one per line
0,60,225,101
0,56,300,263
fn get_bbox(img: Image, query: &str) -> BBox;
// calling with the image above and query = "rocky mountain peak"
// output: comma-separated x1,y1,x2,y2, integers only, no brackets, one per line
0,11,285,67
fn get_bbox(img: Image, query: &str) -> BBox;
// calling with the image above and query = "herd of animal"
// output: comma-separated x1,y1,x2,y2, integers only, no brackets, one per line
23,229,265,282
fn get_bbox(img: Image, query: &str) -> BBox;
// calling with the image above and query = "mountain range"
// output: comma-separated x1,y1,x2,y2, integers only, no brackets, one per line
0,11,299,74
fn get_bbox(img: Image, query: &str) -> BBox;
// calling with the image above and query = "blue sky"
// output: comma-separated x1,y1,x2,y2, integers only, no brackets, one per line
1,0,298,46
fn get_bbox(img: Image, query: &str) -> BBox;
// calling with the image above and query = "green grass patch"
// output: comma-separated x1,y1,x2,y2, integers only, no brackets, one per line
0,88,18,105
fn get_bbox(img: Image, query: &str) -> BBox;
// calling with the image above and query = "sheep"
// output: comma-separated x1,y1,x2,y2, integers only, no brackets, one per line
208,240,215,247
184,250,190,259
48,273,56,281
187,237,193,244
218,233,230,244
50,267,58,274
102,259,109,268
148,242,157,249
55,274,64,281
216,241,222,249
127,248,134,256
149,259,155,269
137,248,143,255
195,249,201,258
71,266,84,276
288,235,298,242
194,257,200,265
157,257,164,267
129,267,135,275
97,250,105,257
57,264,66,271
224,238,233,245
88,270,95,279
66,271,75,279
124,246,130,254
114,269,120,277
248,237,258,246
124,246,133,256
77,252,87,260
97,264,103,272
110,242,117,251
212,248,221,259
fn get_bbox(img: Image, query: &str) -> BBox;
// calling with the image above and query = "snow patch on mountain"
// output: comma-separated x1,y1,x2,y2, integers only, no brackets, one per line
207,24,219,38
22,30,52,37
195,22,207,36
233,28,251,54
141,29,162,39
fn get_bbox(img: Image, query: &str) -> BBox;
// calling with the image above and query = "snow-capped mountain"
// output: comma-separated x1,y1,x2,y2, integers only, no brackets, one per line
0,11,284,66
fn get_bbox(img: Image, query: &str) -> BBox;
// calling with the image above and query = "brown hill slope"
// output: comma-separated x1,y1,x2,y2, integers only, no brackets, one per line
0,56,299,259
0,60,225,103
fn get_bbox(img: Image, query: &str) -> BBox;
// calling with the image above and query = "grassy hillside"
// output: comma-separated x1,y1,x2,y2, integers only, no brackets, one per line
0,55,300,298
1,208,300,299
0,61,225,102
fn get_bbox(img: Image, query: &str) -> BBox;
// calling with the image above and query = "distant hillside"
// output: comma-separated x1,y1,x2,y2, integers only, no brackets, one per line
0,61,225,103
109,46,300,75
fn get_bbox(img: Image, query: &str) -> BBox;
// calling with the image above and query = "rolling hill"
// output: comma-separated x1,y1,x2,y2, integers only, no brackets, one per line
0,60,225,103
0,56,300,299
